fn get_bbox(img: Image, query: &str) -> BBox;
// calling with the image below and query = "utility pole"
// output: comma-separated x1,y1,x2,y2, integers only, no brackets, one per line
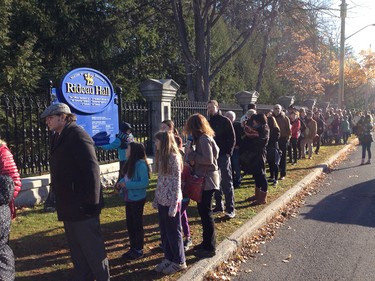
338,0,346,109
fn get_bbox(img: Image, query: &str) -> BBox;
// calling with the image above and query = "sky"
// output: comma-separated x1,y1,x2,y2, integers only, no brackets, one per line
332,0,375,53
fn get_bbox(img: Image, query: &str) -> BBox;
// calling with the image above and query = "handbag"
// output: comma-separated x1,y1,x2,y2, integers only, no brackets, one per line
181,164,205,203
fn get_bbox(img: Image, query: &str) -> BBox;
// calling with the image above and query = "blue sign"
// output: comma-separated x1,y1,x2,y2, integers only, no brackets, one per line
54,67,119,145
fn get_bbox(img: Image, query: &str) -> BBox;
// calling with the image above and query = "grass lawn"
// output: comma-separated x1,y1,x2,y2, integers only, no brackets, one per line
10,142,350,280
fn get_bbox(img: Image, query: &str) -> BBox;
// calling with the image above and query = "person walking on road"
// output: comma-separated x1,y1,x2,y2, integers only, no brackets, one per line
358,113,373,165
207,100,236,218
40,103,110,281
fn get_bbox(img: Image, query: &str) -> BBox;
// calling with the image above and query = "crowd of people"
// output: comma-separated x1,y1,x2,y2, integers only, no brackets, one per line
1,101,373,280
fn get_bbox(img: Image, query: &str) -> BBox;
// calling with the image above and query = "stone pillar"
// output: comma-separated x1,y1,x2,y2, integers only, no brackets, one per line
277,96,295,110
140,79,180,153
235,90,259,114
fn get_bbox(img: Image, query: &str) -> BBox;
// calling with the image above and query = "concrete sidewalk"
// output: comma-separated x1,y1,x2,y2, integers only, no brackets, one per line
178,142,354,281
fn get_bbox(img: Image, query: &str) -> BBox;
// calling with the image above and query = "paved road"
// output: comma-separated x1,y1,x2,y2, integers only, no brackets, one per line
234,144,375,281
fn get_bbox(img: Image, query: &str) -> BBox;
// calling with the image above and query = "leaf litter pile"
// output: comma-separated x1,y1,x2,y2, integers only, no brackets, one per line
204,151,350,281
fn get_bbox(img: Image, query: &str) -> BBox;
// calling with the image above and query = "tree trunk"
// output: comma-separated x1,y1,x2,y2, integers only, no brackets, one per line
256,1,277,93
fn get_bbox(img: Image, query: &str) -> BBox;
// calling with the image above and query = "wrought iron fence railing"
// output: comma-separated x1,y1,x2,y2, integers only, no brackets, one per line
0,94,153,177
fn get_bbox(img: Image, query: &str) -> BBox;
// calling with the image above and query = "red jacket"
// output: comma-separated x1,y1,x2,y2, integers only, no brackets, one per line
0,145,22,219
290,119,301,139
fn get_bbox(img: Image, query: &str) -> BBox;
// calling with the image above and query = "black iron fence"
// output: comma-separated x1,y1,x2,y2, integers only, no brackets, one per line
0,94,152,177
0,93,242,178
171,100,244,140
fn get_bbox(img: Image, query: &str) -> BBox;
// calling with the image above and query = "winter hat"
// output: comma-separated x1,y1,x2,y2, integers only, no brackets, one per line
120,122,133,133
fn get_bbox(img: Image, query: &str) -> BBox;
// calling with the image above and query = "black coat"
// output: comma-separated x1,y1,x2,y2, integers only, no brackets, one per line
239,124,269,174
209,113,236,156
0,175,15,280
50,122,102,221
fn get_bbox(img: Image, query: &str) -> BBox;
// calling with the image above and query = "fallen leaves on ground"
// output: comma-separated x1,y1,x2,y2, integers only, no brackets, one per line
204,151,350,281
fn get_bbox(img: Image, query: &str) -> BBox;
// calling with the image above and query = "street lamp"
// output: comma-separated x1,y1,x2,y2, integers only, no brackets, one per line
338,5,375,109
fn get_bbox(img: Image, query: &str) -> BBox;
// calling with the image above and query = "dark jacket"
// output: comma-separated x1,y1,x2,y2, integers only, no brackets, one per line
50,122,102,221
0,175,15,281
209,113,235,156
240,124,269,174
233,121,243,149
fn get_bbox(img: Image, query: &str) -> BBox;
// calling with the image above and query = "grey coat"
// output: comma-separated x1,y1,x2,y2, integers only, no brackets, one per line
187,134,220,191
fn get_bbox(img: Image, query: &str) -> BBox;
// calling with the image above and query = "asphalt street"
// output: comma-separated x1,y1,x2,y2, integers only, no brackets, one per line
233,144,375,281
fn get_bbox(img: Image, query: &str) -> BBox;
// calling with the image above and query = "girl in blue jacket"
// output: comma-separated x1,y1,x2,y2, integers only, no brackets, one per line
116,142,150,261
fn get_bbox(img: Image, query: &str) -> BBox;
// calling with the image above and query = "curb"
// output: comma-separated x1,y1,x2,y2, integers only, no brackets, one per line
178,142,355,281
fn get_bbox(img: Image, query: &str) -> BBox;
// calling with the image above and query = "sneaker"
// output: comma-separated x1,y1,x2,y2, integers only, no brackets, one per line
162,262,187,275
44,207,56,212
155,259,171,273
279,176,285,180
194,248,216,258
366,159,371,164
121,249,143,261
225,211,236,218
273,180,278,186
183,237,193,251
212,207,223,214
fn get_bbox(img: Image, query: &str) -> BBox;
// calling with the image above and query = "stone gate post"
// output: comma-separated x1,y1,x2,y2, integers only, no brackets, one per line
140,79,180,153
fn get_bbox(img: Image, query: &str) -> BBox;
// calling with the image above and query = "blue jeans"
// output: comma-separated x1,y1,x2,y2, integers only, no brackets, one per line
157,205,185,264
214,154,235,213
231,148,241,187
361,142,372,159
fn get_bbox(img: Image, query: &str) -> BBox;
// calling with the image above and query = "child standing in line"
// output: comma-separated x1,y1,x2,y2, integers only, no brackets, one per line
160,120,192,251
0,175,15,281
99,122,134,182
116,142,150,261
153,131,186,275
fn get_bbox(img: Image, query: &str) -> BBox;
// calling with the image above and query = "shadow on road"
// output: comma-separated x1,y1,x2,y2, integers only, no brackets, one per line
302,179,375,228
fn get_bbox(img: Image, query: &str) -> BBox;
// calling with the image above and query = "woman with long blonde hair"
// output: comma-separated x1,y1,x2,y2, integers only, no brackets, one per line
184,113,220,258
153,131,186,275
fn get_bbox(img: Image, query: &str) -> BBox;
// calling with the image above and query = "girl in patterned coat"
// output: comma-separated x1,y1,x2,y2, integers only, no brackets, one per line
153,131,186,275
